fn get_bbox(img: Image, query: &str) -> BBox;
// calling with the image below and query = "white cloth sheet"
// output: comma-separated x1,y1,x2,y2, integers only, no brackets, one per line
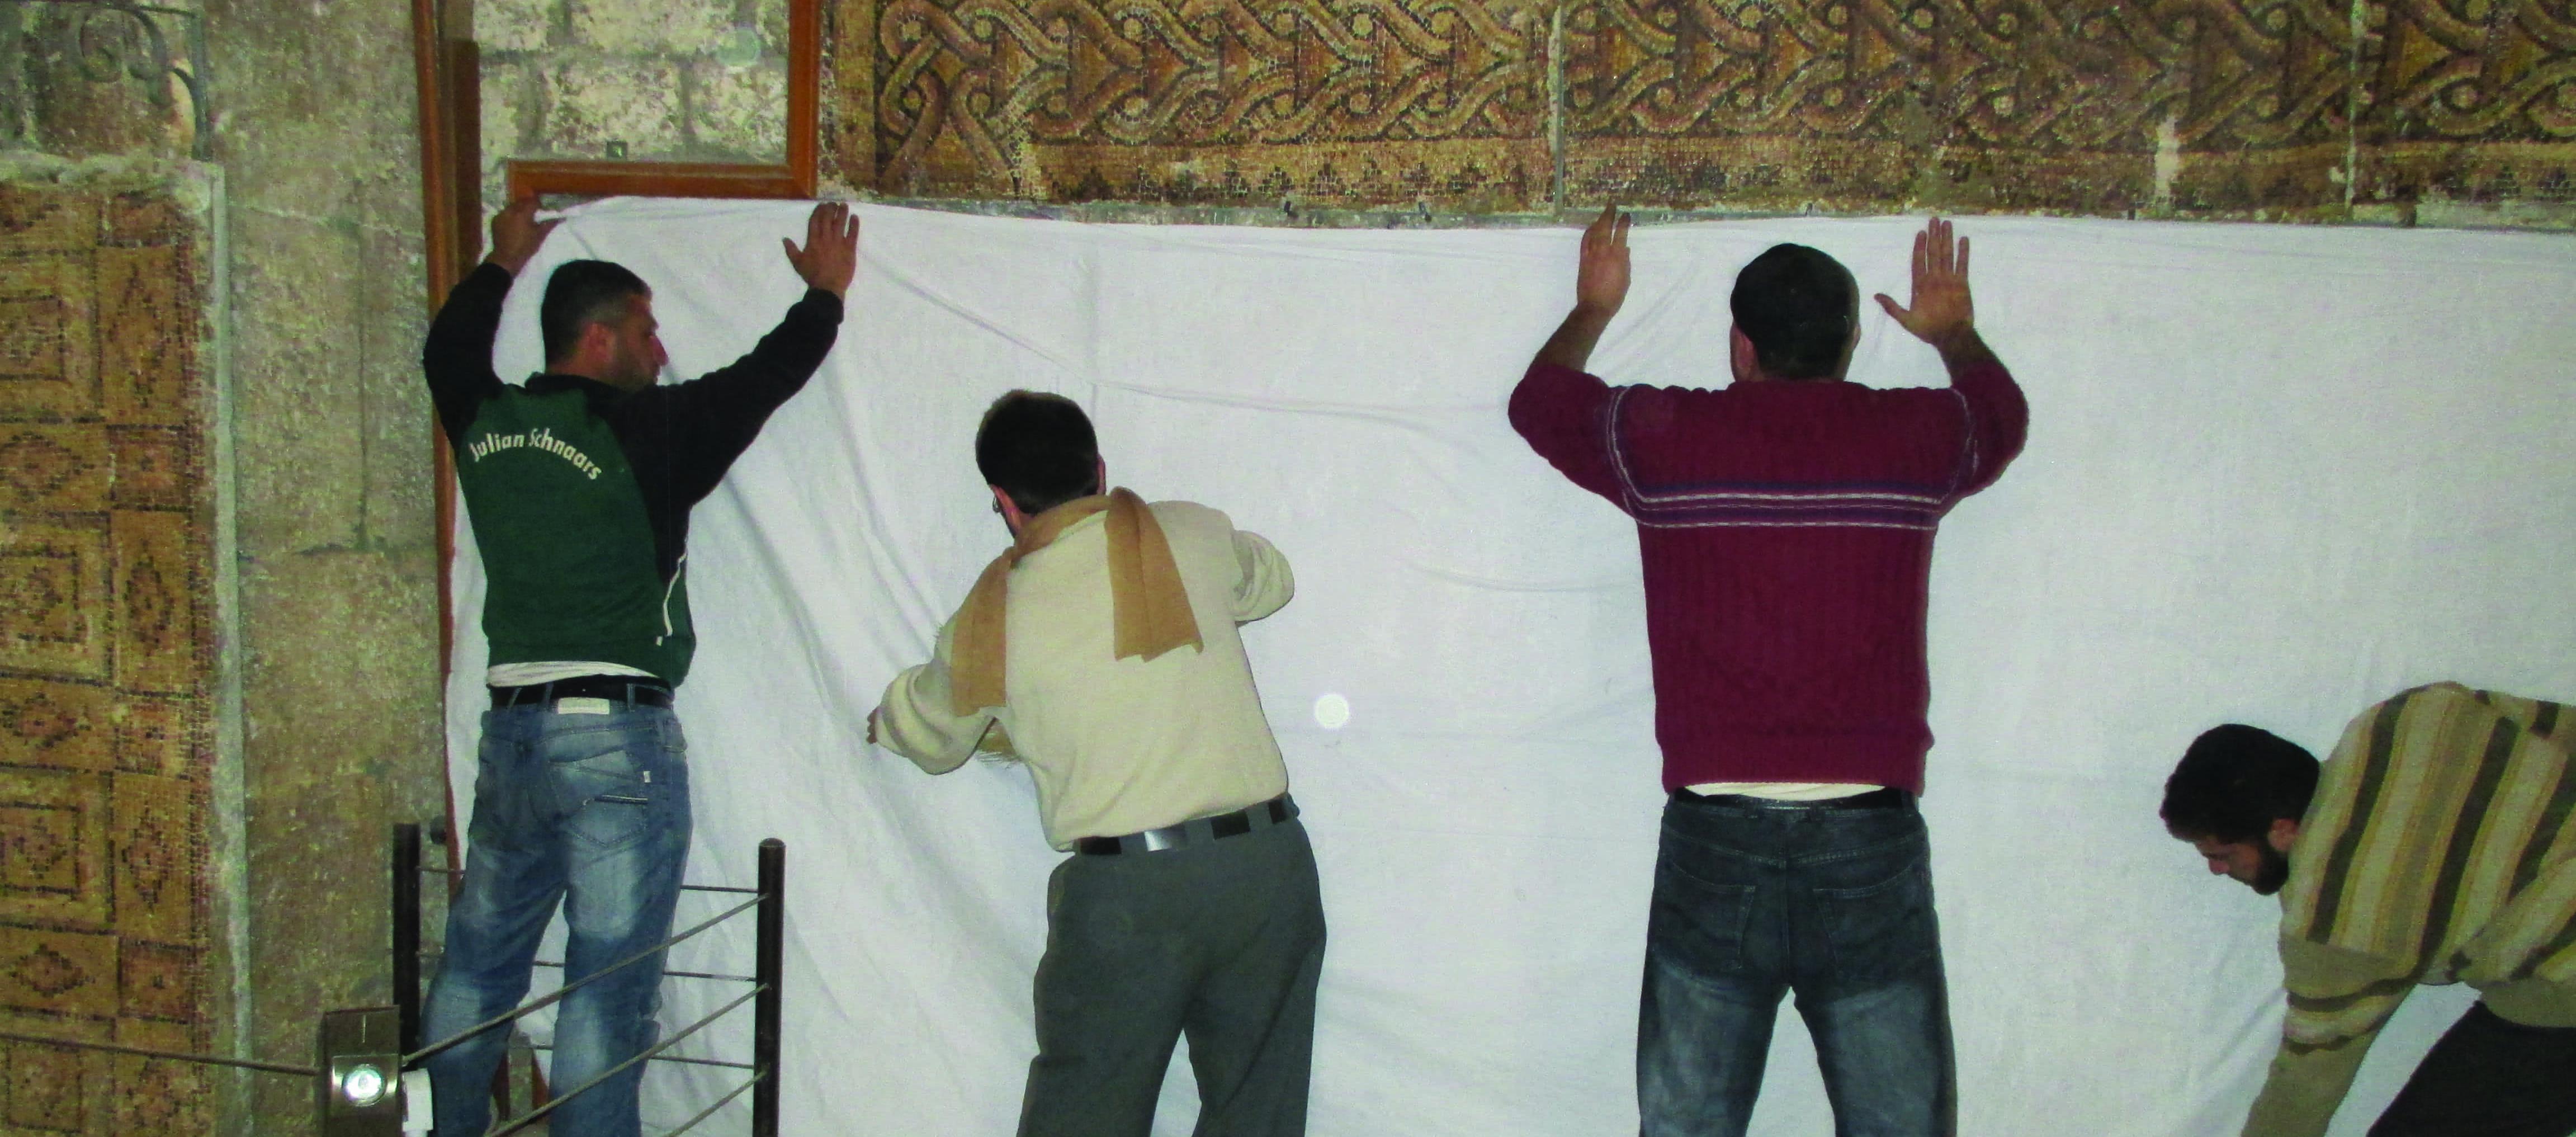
446,198,2576,1135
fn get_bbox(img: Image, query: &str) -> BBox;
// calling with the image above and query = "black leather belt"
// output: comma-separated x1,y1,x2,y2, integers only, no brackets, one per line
490,676,673,709
1075,795,1297,855
1675,786,1908,810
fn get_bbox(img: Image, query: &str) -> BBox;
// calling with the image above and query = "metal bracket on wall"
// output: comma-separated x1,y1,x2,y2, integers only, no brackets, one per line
1,0,211,159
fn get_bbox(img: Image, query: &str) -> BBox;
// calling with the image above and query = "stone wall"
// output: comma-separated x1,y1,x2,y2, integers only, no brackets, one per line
204,0,447,1126
479,0,794,206
2,0,446,1131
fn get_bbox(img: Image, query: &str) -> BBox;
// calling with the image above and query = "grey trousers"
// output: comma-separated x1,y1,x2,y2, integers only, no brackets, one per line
1019,818,1327,1137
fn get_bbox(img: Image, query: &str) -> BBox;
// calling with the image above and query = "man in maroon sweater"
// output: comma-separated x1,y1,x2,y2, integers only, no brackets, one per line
1511,210,2025,1137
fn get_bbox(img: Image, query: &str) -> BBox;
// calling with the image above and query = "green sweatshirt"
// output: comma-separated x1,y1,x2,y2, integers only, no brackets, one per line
455,384,695,682
422,262,845,687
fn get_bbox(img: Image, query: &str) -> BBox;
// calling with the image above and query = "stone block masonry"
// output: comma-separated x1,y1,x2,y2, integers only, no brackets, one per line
480,0,795,209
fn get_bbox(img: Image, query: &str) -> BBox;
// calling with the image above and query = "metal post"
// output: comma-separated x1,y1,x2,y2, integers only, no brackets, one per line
751,838,785,1136
391,824,422,1055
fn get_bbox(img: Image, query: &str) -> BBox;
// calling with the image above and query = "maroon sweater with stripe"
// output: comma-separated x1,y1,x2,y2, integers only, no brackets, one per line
1509,357,2027,794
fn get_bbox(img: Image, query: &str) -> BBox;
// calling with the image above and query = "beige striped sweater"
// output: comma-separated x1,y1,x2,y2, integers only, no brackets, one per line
2247,682,2576,1137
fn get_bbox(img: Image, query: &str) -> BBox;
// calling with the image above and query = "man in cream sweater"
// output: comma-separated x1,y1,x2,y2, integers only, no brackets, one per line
872,390,1320,1137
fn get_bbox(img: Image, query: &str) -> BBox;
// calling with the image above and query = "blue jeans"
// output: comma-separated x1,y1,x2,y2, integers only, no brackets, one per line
1637,791,1953,1137
422,702,692,1137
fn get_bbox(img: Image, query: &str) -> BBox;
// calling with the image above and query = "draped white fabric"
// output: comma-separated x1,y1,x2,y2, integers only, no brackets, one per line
445,198,2576,1136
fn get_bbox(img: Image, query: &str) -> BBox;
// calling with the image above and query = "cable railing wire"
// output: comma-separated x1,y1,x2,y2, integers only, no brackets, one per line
9,829,788,1130
527,1042,756,1070
662,1070,767,1136
413,865,753,894
486,985,763,1136
412,949,758,984
395,829,787,1135
0,1030,320,1078
404,894,763,1065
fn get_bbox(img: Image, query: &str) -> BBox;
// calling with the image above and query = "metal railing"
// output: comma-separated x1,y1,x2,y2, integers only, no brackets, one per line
395,823,788,1136
0,825,788,1135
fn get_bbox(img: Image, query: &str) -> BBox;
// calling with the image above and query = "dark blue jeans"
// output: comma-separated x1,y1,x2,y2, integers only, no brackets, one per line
422,702,692,1137
1637,791,1953,1137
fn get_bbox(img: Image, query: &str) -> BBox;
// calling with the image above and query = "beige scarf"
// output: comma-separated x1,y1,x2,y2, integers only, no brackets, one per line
949,488,1203,718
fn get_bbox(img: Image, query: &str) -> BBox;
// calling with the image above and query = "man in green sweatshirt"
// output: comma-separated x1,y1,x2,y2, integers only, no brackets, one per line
417,199,857,1137
2164,683,2576,1137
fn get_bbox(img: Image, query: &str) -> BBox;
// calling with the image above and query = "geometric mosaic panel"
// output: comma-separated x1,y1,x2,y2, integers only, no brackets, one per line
0,176,215,1125
106,1053,212,1135
4,1039,86,1131
108,775,195,945
0,253,98,418
0,522,110,680
0,427,110,515
106,427,195,513
0,768,109,927
96,246,188,427
110,699,196,779
110,511,198,697
0,680,111,772
0,927,116,1017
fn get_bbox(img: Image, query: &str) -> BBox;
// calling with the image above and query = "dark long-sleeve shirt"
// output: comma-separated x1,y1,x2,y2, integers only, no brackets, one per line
1509,355,2027,792
422,261,844,584
421,261,843,682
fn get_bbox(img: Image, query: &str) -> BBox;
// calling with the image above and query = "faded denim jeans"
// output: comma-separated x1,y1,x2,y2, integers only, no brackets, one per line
1637,790,1953,1137
422,702,692,1137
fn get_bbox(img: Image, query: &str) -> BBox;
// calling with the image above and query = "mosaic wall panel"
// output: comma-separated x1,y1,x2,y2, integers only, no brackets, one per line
2352,0,2576,208
0,180,215,1136
1562,0,2364,212
838,0,1556,207
825,0,2576,215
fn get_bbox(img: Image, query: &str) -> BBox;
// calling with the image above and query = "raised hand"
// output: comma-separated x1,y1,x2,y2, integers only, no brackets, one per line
1874,216,1974,349
783,201,862,299
1576,202,1633,318
1533,204,1633,373
484,197,560,275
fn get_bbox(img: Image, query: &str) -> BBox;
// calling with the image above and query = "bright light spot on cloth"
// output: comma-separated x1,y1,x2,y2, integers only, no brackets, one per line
1313,693,1350,730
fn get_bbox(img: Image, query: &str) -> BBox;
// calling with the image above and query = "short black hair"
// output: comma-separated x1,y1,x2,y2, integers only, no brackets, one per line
977,391,1100,516
539,260,650,365
1730,244,1859,379
2161,724,2322,843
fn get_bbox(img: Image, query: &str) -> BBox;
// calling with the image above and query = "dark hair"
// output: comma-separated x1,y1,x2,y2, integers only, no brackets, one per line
2161,724,2321,843
976,391,1100,516
539,260,650,365
1730,244,1859,379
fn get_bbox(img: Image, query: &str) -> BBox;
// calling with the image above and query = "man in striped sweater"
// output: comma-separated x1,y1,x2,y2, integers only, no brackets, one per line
1511,210,2027,1136
2166,683,2576,1137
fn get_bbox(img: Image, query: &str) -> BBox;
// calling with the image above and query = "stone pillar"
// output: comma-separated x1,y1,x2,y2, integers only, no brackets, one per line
201,0,447,1129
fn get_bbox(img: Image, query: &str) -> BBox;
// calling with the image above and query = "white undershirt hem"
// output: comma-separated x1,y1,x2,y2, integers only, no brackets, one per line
486,661,659,687
1684,781,1886,801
